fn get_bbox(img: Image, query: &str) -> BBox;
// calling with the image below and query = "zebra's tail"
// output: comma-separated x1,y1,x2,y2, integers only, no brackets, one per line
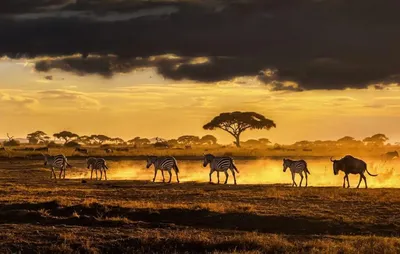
305,167,311,175
172,157,180,173
232,161,239,173
66,162,73,168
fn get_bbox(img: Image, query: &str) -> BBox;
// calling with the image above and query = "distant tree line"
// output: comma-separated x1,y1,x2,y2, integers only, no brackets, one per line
289,134,391,148
0,109,395,149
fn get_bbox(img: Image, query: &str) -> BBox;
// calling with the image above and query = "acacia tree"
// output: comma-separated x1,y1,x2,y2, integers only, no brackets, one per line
258,138,271,146
77,135,93,145
203,111,276,147
53,131,79,144
90,135,111,145
111,137,125,145
363,134,389,146
127,137,140,145
27,131,48,144
200,135,218,145
177,135,200,145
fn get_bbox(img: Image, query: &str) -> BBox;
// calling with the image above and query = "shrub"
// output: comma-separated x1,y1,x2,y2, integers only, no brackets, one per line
3,139,20,146
47,141,61,148
64,141,81,148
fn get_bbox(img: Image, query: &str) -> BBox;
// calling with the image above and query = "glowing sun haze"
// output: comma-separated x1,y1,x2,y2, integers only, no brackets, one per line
1,58,400,144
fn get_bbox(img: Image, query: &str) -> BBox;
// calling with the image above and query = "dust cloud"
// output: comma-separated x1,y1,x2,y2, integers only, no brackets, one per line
70,158,400,188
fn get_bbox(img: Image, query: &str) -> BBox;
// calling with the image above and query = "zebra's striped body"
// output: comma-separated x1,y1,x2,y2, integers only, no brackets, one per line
43,154,71,179
87,157,109,180
203,154,239,185
146,156,180,183
283,158,310,187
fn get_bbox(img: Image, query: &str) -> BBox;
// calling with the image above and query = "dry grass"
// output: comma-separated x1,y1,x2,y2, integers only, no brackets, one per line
0,160,400,253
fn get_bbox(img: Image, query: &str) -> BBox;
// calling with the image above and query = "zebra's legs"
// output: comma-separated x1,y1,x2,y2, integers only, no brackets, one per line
304,172,308,187
153,169,158,182
168,170,172,183
217,172,220,184
299,172,304,187
50,167,56,179
96,168,98,180
59,167,63,179
175,170,180,183
291,172,297,187
224,171,229,184
161,170,165,182
63,166,66,179
104,170,107,181
231,168,237,185
209,170,213,183
99,169,103,180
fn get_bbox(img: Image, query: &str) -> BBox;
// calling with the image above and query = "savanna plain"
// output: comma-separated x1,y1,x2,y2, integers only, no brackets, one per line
1,150,400,253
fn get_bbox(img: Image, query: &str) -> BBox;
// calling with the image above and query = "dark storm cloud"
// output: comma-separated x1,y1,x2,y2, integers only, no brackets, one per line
1,0,400,90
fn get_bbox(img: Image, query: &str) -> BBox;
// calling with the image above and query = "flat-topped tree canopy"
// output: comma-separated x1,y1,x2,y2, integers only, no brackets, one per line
203,111,276,147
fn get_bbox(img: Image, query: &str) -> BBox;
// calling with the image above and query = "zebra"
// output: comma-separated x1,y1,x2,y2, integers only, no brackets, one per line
42,154,71,179
282,158,310,187
87,157,109,180
146,156,180,183
203,154,239,185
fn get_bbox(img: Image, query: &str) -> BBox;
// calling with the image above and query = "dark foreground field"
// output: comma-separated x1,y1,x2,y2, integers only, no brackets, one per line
1,160,400,253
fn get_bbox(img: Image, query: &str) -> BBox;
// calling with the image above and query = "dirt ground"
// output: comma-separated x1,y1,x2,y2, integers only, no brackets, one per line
1,159,400,253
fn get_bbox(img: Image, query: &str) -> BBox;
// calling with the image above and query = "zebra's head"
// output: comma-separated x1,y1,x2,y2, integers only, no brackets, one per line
146,156,157,168
42,153,49,166
86,157,97,169
203,154,214,167
282,158,291,172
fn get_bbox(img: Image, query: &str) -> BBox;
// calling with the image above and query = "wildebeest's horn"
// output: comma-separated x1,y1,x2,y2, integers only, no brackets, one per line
330,157,334,162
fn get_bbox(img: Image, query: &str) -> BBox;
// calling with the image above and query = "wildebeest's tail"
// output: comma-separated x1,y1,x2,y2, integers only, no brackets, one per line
231,159,239,173
365,164,378,177
172,157,179,173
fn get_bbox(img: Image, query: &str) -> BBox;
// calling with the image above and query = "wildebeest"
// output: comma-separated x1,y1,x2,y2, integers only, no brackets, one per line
75,147,88,154
330,155,378,188
116,148,129,152
153,142,169,149
14,147,35,151
35,147,49,152
105,148,113,153
383,151,399,160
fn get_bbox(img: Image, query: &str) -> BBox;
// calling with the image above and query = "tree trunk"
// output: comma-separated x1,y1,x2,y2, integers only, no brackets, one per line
235,135,241,147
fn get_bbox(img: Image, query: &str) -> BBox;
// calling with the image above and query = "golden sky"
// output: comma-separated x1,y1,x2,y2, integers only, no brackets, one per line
1,58,400,144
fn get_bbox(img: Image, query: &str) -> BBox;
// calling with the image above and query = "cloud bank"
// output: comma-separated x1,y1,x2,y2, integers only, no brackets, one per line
1,0,400,90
